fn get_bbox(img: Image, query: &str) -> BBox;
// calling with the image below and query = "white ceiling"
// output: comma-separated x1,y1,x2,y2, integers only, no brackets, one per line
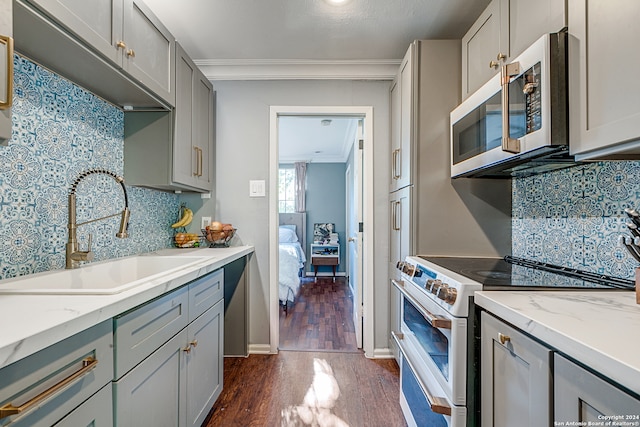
278,116,358,163
142,0,490,161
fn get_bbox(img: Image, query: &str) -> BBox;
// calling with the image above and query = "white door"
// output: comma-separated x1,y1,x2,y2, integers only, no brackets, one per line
347,119,364,348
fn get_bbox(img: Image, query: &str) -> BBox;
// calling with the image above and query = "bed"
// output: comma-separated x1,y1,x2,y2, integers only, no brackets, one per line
279,213,307,312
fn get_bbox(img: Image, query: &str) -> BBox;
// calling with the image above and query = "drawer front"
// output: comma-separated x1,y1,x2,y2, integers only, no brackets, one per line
114,285,189,379
312,257,338,266
189,269,224,322
0,320,113,427
54,382,113,427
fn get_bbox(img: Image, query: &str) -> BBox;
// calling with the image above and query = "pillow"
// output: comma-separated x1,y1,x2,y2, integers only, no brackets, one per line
280,224,296,233
279,226,298,243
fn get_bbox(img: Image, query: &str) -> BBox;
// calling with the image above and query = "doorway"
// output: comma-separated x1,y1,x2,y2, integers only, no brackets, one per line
269,106,374,356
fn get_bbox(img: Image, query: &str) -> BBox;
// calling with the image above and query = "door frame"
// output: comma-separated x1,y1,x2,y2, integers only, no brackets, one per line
269,105,374,357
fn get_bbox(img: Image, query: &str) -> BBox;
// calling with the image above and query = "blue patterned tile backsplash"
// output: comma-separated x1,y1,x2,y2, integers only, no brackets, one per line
512,161,640,279
0,55,179,280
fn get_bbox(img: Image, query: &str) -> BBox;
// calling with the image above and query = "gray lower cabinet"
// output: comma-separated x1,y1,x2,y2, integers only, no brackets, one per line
554,354,640,423
54,383,113,426
113,268,224,427
481,311,553,427
0,320,113,427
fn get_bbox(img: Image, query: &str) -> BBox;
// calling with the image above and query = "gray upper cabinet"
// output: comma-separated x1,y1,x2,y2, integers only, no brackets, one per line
124,42,214,193
568,0,640,160
461,0,507,100
389,43,414,192
0,0,12,146
21,0,174,107
462,0,565,99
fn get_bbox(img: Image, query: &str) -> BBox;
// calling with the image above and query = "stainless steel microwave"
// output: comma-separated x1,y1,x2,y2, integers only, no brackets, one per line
450,31,576,178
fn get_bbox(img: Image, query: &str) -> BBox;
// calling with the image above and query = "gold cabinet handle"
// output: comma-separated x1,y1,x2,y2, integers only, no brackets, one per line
0,357,98,418
193,146,203,177
393,148,401,179
393,201,401,231
498,332,511,345
190,339,198,348
391,331,452,416
116,40,126,50
126,49,136,58
182,345,192,353
0,35,14,110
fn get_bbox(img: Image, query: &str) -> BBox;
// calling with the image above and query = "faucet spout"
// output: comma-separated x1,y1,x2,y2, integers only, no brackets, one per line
66,169,130,269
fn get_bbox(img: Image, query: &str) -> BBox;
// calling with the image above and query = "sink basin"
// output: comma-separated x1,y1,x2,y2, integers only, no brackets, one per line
0,256,210,295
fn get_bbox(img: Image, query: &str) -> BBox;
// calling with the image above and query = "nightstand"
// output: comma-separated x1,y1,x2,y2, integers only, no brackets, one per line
310,243,339,281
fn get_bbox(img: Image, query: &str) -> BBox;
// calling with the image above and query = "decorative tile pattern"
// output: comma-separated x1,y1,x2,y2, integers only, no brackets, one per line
0,55,179,280
512,162,640,279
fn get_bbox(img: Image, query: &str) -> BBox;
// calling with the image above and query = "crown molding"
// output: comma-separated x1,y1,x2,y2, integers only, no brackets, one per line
193,59,400,81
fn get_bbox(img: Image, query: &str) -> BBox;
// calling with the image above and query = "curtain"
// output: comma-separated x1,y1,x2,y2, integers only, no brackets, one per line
294,162,306,213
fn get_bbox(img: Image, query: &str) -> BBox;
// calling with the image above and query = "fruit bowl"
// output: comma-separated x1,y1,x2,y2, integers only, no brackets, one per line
173,232,204,248
202,228,236,248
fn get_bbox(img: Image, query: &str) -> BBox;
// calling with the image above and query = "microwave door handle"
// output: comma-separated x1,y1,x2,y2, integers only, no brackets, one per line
501,62,522,154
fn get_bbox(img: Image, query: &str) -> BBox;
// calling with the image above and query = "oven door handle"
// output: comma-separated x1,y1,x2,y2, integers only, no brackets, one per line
391,279,452,330
392,331,452,416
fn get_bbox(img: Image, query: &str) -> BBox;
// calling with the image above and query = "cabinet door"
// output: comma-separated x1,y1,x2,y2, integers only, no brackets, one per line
193,70,214,190
0,0,12,146
461,0,508,99
396,44,413,190
555,354,640,423
509,0,565,59
25,0,123,64
54,383,113,427
389,75,400,191
173,43,196,188
186,299,224,427
481,312,552,427
568,0,640,159
114,329,188,427
389,186,412,268
122,0,175,106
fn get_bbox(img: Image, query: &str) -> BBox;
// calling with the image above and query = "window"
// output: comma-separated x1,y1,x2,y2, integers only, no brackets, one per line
279,167,296,213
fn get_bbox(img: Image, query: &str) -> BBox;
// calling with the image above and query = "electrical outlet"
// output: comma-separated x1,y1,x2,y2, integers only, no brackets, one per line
201,216,211,229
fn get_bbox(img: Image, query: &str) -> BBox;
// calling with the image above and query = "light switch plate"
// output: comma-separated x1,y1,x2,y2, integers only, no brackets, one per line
249,180,266,197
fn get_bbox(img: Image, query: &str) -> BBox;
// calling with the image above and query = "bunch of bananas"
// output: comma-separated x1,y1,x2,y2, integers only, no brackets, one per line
171,206,193,228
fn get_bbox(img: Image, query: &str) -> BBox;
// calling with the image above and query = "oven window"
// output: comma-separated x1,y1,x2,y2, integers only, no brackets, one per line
403,299,449,380
401,356,448,427
452,90,502,165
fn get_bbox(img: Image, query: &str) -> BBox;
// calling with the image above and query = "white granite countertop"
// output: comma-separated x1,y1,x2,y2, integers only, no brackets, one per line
0,246,254,370
475,290,640,395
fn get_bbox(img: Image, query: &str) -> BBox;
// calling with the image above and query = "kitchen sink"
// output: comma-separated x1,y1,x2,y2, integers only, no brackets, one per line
0,255,211,295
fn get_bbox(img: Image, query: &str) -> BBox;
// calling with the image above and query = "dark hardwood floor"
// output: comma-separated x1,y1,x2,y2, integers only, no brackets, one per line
279,277,359,352
203,351,406,426
203,276,406,426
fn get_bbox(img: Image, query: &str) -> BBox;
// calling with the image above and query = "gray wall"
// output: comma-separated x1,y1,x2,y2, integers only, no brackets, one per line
306,162,347,273
191,80,391,352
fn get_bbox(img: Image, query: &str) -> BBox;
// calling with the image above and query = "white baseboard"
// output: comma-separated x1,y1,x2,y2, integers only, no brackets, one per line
305,272,347,277
369,347,395,359
248,344,274,354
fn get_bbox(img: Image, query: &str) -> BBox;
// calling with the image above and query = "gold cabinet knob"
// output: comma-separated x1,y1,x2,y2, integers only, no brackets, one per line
116,40,126,49
497,52,507,61
498,333,511,345
190,340,198,348
182,345,192,353
489,60,500,69
126,49,136,58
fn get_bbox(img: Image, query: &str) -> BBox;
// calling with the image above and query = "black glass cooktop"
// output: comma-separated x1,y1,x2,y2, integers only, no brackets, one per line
418,255,635,290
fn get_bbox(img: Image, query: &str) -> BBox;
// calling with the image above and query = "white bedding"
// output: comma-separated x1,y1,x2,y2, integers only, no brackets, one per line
279,245,302,303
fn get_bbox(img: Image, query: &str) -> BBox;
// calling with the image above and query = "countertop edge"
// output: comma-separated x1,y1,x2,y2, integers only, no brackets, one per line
474,290,640,396
0,246,254,370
